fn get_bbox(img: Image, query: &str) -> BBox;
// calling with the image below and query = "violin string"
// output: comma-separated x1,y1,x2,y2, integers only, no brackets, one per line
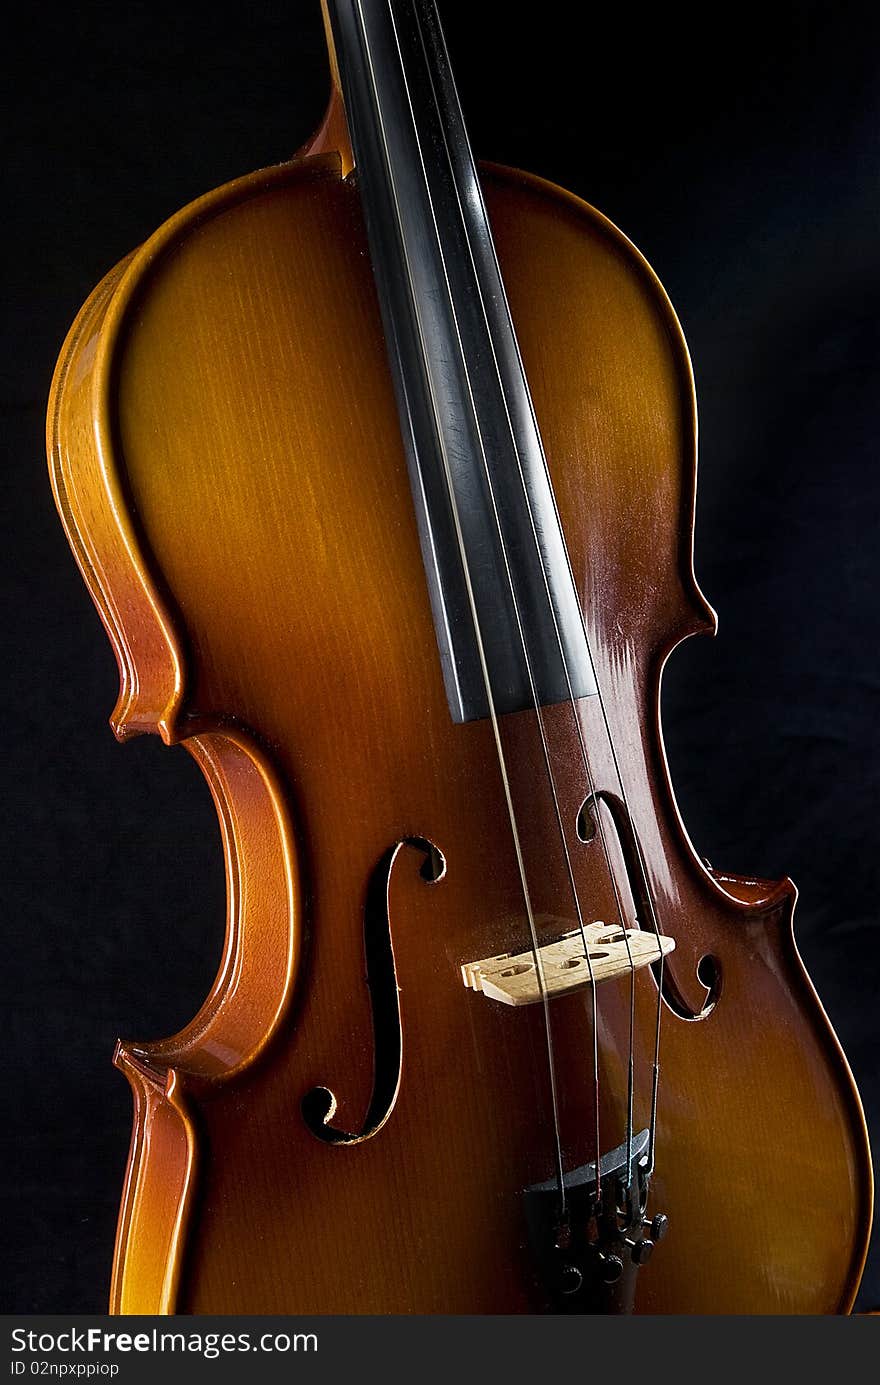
413,0,644,1191
394,0,608,1207
402,0,612,1198
647,949,665,1177
471,146,671,1189
425,0,674,1195
355,0,571,1209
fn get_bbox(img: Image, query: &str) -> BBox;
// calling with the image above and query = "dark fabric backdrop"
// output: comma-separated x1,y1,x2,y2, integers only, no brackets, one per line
3,0,877,1312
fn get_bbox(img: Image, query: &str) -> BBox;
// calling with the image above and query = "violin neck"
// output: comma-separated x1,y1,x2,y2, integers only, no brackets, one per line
325,0,596,724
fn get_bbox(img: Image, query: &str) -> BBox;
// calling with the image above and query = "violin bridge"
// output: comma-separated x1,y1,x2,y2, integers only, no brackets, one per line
461,925,675,1007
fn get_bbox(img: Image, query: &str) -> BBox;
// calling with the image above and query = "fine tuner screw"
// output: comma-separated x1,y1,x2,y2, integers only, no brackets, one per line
560,1264,583,1295
643,1212,669,1241
626,1236,654,1264
597,1251,624,1284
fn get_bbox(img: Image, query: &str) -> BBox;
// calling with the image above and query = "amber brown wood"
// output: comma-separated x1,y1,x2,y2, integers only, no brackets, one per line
48,92,872,1312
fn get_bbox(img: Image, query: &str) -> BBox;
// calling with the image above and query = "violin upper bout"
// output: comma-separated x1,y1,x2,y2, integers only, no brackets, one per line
47,156,345,745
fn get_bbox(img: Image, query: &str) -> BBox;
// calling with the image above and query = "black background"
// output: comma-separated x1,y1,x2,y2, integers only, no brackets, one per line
3,0,878,1312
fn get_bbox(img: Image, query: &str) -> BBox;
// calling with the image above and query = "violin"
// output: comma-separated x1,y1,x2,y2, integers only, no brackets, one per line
47,0,872,1313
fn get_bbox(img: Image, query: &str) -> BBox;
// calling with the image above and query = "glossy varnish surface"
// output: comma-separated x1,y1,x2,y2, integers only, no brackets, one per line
48,118,872,1310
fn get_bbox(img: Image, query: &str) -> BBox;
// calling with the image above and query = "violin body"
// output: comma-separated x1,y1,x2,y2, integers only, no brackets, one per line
48,66,871,1313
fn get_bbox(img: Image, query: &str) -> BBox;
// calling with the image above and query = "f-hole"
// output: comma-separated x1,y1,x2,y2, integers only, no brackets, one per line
301,835,445,1145
577,790,721,1022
